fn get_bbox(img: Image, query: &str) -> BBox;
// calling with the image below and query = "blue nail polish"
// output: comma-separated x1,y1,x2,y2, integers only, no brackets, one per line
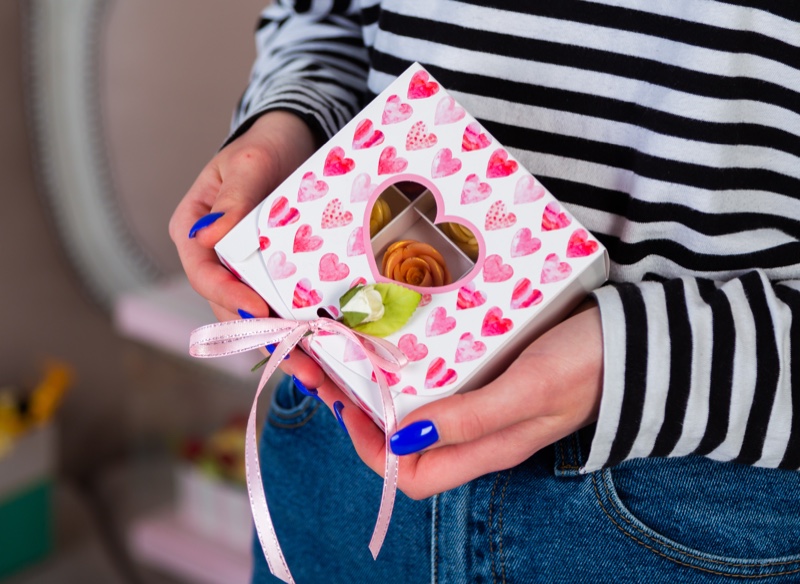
390,420,439,455
238,309,255,319
188,212,224,238
333,401,348,436
292,375,319,400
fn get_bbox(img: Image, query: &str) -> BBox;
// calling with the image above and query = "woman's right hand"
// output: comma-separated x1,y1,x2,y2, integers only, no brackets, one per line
169,110,318,322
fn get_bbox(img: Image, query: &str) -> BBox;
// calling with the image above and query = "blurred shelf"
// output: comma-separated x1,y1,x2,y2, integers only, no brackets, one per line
96,457,251,584
128,510,251,584
3,482,125,584
113,275,255,380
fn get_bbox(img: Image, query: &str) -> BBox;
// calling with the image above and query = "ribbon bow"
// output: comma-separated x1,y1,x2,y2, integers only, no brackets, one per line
189,317,408,584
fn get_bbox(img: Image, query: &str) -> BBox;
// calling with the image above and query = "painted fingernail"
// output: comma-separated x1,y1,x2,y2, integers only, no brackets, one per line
188,212,224,238
390,420,439,455
292,375,319,400
238,309,255,319
333,401,348,436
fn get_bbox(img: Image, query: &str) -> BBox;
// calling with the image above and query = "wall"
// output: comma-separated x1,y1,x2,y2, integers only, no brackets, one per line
1,0,267,479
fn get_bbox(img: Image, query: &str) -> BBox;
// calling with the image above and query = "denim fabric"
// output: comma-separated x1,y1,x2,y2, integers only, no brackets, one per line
253,377,800,583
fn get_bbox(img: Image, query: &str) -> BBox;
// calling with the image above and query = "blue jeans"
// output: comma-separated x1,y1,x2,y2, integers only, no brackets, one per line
253,376,800,583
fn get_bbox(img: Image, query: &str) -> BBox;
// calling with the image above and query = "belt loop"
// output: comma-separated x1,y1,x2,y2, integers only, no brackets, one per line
554,431,584,477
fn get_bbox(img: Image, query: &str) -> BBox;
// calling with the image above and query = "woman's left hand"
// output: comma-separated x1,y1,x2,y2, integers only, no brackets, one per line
313,301,604,500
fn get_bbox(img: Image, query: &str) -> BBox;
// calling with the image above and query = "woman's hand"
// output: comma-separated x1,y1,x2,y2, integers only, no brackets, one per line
169,111,317,322
315,301,604,500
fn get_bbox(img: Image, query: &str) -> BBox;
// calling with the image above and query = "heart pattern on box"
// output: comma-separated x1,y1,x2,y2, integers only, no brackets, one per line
435,96,465,125
297,172,329,202
353,119,385,150
251,64,603,405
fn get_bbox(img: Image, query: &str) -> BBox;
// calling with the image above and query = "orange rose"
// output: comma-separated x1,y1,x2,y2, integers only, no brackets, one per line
381,240,452,287
440,222,478,261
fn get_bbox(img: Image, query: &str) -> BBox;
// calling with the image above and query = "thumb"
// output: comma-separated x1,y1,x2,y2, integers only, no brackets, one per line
388,367,536,456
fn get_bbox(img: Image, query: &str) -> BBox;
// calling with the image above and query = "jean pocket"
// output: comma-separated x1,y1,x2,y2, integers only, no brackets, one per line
593,456,800,579
267,374,321,429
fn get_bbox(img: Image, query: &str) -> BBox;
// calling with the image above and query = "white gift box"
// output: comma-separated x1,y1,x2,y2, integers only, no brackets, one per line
216,64,608,427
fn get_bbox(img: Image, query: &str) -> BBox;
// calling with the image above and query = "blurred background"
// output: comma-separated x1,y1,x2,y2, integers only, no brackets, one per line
1,1,272,582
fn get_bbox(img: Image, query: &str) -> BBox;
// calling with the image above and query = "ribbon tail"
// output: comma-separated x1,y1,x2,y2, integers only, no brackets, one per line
366,362,399,560
245,330,307,584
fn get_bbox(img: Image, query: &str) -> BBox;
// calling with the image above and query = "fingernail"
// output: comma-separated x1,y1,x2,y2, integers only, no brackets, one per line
292,375,319,400
390,420,439,455
333,401,348,436
238,309,255,319
188,212,224,238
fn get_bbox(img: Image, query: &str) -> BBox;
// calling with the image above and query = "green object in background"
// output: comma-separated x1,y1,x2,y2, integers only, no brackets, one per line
0,480,53,580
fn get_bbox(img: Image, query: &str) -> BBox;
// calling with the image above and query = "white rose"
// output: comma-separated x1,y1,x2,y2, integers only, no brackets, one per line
341,285,385,324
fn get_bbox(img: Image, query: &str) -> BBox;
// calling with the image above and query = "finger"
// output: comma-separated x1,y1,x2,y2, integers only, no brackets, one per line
395,418,557,500
387,363,541,456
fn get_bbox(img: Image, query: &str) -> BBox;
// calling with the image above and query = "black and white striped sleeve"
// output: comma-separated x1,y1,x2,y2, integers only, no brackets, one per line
584,273,800,472
226,0,370,146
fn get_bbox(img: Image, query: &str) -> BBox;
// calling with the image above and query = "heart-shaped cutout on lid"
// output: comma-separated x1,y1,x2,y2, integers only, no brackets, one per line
362,176,486,294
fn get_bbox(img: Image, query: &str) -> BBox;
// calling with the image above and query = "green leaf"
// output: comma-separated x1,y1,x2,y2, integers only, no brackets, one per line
353,283,421,338
342,311,369,328
339,284,364,310
251,356,269,372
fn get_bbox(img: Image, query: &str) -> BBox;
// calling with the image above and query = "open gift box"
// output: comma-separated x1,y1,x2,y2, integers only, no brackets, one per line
215,63,609,427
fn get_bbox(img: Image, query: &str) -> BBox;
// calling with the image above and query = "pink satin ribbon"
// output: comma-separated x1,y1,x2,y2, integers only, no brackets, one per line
189,317,408,584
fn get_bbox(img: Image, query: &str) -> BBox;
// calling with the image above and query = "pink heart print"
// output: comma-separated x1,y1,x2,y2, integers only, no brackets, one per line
566,228,599,257
540,253,572,283
405,121,438,150
407,70,440,99
268,196,300,228
461,122,492,152
481,306,514,336
320,198,353,229
382,95,413,124
486,149,519,178
398,334,429,362
460,173,492,204
349,276,367,289
425,306,457,337
293,224,324,253
424,357,457,389
378,146,409,175
455,332,487,363
483,254,514,282
401,386,417,395
432,148,462,178
510,227,541,257
346,226,365,256
352,119,385,150
259,235,270,251
456,282,487,310
292,278,322,309
350,173,375,203
419,293,433,307
371,369,401,386
510,278,544,310
266,251,297,280
541,202,572,231
323,146,355,176
514,175,545,204
434,96,465,125
297,171,329,202
343,338,367,362
485,200,516,230
318,252,349,281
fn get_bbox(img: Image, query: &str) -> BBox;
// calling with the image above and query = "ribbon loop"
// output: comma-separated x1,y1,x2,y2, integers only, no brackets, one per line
189,317,405,584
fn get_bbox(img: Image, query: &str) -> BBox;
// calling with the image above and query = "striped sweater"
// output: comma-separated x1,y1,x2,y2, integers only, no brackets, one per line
230,0,800,472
